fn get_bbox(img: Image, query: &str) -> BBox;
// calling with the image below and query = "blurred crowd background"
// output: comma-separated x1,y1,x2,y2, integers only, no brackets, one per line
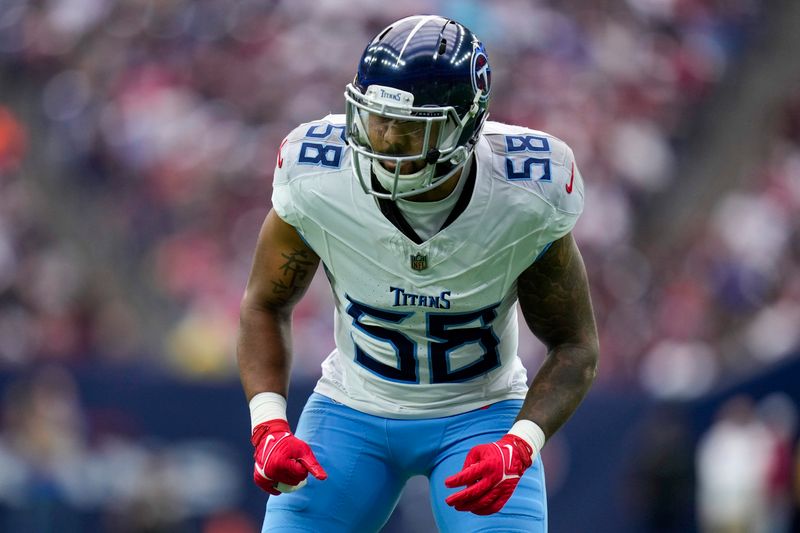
1,0,799,531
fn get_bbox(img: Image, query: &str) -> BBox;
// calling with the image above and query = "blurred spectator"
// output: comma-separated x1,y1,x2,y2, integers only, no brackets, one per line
0,107,26,173
0,366,89,533
628,405,694,533
794,441,800,532
757,394,798,533
0,366,249,532
697,396,773,533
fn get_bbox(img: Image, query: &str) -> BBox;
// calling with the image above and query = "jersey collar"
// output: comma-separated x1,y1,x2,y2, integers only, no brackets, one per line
371,155,477,245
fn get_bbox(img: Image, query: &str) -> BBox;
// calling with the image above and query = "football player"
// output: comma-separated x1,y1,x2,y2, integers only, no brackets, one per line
237,15,599,532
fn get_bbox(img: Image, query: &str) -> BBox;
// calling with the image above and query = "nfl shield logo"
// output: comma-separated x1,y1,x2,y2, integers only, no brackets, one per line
410,253,428,271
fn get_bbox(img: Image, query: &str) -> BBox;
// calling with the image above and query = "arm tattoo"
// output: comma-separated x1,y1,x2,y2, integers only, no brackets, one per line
271,249,315,299
516,235,599,439
517,239,592,346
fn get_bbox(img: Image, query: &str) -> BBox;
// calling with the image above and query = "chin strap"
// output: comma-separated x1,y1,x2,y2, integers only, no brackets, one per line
371,159,435,196
371,146,473,200
425,149,441,165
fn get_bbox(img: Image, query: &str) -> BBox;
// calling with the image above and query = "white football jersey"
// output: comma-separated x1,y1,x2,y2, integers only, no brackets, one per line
272,115,584,418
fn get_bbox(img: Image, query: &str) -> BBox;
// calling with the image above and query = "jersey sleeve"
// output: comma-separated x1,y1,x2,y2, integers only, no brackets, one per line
540,142,585,244
270,115,349,231
482,122,585,248
270,130,303,228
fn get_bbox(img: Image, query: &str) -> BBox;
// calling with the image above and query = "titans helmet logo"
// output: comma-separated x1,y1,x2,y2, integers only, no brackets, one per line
471,43,491,102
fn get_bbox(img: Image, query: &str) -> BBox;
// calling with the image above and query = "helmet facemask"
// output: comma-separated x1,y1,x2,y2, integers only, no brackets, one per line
345,83,479,200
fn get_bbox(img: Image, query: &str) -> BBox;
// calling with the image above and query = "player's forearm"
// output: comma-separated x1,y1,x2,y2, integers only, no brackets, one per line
516,342,598,439
237,303,293,401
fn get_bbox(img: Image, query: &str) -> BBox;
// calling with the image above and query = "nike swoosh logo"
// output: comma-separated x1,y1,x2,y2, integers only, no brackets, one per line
503,444,514,471
277,138,287,169
256,432,289,480
255,437,272,479
259,434,276,464
565,162,575,194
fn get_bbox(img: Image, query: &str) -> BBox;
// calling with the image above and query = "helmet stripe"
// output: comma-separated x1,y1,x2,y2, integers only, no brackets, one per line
397,16,438,62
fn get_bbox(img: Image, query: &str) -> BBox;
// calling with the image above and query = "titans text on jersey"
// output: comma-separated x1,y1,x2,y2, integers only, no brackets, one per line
390,287,451,309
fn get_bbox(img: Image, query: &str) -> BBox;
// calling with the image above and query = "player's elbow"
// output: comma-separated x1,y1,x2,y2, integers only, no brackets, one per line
566,337,599,385
547,338,599,385
579,330,600,380
239,291,291,322
584,342,599,383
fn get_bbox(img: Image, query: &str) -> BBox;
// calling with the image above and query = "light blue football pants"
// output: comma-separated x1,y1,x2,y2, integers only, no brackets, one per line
263,393,546,532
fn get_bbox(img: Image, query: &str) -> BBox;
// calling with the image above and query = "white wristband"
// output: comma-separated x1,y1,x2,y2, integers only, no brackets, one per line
249,392,288,433
508,419,546,458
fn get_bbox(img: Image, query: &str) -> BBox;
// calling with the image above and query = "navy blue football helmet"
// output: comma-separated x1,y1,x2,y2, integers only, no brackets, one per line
345,15,492,199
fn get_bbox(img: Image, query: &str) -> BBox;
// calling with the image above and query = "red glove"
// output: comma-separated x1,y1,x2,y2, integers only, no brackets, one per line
251,419,328,495
444,434,534,515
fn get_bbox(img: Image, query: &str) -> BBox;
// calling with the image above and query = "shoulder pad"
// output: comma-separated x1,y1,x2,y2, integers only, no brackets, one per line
284,114,347,145
274,115,349,186
271,115,350,227
481,121,584,216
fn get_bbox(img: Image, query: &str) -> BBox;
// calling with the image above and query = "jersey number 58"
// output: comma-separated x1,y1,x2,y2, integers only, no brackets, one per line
346,296,501,384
